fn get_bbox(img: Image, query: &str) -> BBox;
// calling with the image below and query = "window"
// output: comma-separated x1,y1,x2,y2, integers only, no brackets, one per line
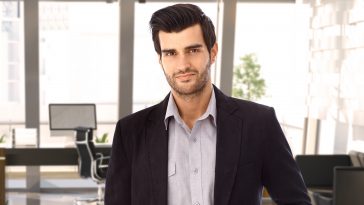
0,1,25,146
38,2,119,146
233,2,310,155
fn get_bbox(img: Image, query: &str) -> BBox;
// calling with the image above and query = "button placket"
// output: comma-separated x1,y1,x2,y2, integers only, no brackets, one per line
189,124,203,205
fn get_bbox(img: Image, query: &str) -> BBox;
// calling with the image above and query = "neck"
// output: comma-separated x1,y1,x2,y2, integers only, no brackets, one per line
172,83,213,129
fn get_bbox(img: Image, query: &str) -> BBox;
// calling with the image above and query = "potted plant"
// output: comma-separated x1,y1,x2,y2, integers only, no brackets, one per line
232,53,266,101
95,133,109,144
0,134,5,143
0,134,6,147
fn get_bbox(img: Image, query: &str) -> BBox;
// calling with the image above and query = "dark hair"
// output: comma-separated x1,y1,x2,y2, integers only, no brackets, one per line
149,4,216,55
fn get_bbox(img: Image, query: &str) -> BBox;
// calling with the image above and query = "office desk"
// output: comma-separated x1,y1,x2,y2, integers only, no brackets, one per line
2,147,111,192
5,147,110,166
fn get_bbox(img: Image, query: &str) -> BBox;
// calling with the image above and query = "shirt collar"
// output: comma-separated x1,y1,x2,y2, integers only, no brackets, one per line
164,88,217,130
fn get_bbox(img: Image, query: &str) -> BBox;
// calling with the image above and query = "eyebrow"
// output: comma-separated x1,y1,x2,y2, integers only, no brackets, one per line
185,44,203,51
161,48,176,54
161,44,204,54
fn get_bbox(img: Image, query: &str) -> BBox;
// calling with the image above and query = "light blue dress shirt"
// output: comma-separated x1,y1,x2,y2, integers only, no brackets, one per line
164,90,217,205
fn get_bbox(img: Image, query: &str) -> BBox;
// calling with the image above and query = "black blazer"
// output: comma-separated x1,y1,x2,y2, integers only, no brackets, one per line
105,86,311,205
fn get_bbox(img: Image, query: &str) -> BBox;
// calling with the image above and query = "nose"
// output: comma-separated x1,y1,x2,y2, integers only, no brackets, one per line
176,54,191,71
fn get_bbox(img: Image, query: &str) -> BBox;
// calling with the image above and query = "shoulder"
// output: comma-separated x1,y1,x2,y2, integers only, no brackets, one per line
111,102,165,151
232,97,273,115
236,99,276,128
116,102,163,132
220,94,275,122
213,85,275,121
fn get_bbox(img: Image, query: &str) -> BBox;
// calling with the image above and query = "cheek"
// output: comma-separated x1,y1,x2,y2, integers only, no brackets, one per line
189,54,209,67
160,63,173,76
198,56,211,68
160,58,174,70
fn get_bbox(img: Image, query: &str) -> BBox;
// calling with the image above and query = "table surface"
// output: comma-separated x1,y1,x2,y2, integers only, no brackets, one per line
4,147,111,166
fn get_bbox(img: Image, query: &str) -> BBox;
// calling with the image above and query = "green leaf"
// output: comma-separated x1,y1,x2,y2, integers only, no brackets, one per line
96,133,108,143
232,53,266,101
0,134,6,143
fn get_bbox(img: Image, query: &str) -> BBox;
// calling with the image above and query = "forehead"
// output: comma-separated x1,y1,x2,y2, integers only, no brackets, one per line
158,24,206,49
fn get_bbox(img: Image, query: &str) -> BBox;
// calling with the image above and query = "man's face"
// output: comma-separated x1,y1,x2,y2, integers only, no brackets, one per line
158,24,218,97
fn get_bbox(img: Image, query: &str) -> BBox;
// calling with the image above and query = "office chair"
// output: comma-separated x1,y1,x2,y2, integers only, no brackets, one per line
333,167,364,205
311,191,332,205
348,151,362,167
309,167,364,205
295,154,352,189
358,152,364,167
74,127,109,205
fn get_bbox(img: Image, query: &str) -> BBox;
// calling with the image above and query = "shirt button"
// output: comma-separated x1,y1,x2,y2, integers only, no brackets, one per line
193,168,199,174
192,138,197,142
194,202,200,205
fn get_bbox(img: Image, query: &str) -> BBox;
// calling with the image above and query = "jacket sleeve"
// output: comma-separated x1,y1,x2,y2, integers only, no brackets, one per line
261,108,312,205
104,120,132,205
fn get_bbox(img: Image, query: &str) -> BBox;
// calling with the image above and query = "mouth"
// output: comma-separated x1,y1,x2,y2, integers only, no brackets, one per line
176,72,195,78
176,72,196,82
175,72,196,81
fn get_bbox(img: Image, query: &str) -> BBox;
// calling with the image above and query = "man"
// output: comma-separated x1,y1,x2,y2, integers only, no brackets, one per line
105,3,311,205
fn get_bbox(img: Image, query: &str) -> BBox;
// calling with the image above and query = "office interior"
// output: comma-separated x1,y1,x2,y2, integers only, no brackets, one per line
1,0,364,204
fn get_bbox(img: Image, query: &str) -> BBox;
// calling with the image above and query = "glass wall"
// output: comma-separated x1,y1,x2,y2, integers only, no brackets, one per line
233,2,311,155
38,2,119,146
308,0,364,154
0,1,25,147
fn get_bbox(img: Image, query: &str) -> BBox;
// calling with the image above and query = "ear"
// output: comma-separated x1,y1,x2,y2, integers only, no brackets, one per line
158,54,162,65
210,43,218,64
158,54,165,71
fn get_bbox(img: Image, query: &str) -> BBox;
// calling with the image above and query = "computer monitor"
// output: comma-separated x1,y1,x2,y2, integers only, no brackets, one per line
49,104,97,131
334,167,364,205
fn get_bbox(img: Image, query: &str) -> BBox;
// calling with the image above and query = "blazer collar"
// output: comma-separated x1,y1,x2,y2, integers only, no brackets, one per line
146,93,170,205
213,85,243,205
147,85,242,205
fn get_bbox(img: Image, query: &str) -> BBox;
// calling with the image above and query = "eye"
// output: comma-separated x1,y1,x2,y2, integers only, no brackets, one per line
164,51,176,56
189,48,199,53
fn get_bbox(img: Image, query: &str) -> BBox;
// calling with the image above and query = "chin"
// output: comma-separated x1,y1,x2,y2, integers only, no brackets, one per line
174,83,207,96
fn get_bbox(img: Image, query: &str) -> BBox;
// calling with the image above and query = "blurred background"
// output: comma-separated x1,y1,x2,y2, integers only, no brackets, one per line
1,0,364,204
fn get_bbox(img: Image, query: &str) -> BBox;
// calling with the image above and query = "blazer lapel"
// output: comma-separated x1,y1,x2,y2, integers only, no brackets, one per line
145,88,243,205
147,95,169,205
214,87,243,205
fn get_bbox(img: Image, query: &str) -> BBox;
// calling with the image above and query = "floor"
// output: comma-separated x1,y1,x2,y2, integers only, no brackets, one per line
6,192,103,205
6,192,276,205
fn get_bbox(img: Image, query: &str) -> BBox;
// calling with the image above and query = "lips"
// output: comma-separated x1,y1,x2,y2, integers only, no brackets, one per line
176,72,195,78
175,72,196,81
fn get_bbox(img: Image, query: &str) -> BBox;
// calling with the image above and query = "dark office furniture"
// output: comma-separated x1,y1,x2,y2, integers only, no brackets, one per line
5,147,110,166
295,155,352,189
349,151,362,167
0,149,5,205
313,167,364,205
48,102,109,203
312,191,332,205
333,167,364,205
75,128,109,204
358,152,364,167
3,146,110,195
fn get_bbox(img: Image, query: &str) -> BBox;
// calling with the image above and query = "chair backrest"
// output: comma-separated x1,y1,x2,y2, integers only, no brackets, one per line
312,191,333,205
348,151,362,167
75,128,95,178
358,152,364,167
334,167,364,205
295,155,352,188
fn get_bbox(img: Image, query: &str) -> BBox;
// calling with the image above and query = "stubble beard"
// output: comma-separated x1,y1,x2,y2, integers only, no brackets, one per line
164,61,211,100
